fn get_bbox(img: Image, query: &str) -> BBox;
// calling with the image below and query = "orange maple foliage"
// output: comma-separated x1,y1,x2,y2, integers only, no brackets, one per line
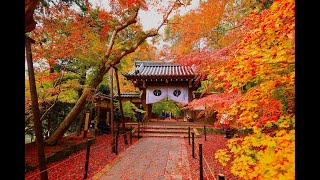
173,0,295,179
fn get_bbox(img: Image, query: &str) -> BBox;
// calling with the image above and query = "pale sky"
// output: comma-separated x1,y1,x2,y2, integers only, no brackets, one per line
88,0,200,49
88,0,200,31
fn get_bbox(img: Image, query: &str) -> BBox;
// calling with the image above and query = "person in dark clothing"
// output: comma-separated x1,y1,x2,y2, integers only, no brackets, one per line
137,104,144,122
161,110,166,120
98,119,109,134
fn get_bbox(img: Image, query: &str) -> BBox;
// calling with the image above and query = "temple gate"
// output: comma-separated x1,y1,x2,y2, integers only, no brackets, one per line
123,61,202,121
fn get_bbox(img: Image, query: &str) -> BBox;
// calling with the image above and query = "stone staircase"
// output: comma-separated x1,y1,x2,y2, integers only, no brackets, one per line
126,122,205,138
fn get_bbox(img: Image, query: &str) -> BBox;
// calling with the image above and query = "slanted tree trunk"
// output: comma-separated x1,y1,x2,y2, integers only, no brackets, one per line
45,87,92,145
44,5,176,145
26,35,48,180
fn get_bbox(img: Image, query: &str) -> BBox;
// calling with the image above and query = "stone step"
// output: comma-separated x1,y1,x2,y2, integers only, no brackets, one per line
137,133,189,138
126,124,206,130
140,126,191,130
140,129,189,133
125,122,213,128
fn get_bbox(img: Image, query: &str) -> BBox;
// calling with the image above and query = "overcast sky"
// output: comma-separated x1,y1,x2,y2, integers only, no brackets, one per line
88,0,200,31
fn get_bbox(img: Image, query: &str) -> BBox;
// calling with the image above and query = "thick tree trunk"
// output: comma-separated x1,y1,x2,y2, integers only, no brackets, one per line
44,87,92,145
26,36,48,180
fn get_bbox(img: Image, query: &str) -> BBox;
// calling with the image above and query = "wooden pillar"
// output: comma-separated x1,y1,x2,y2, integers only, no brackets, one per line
106,111,110,125
148,104,152,119
94,100,101,134
146,104,152,120
141,88,150,119
188,87,194,122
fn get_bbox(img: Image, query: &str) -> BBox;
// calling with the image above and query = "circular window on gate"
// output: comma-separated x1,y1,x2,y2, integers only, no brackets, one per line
153,89,162,96
173,89,181,97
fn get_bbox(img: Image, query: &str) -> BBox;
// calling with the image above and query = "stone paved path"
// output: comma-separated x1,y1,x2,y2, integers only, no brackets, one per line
93,137,191,180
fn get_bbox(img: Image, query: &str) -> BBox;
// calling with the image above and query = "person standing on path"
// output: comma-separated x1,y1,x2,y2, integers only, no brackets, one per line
168,111,172,120
137,104,144,122
161,110,166,120
220,111,230,138
219,111,229,137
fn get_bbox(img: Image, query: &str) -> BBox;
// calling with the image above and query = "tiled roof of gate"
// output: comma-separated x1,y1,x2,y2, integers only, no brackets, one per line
124,61,195,77
114,92,142,98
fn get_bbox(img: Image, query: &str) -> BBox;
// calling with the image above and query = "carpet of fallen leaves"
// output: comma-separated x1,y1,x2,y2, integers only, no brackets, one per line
185,134,243,180
25,132,138,180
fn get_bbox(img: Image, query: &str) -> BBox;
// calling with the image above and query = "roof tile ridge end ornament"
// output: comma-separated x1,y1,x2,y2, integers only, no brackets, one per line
136,62,144,75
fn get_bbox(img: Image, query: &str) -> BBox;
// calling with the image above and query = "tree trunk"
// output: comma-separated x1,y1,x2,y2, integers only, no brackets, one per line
110,69,115,152
114,67,128,144
43,5,173,145
26,35,48,180
44,87,92,145
25,0,39,33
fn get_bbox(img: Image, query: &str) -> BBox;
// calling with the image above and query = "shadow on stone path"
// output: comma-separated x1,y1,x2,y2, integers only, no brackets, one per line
93,137,191,180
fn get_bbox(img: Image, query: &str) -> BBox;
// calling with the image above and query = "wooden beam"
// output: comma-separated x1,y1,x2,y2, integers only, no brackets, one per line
143,80,146,88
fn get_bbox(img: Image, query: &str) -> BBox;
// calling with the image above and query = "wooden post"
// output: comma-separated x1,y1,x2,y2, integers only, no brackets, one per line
192,132,195,158
114,67,128,145
26,35,48,180
115,130,119,155
204,125,206,141
138,121,141,139
94,100,101,135
218,174,225,180
83,112,90,138
83,139,91,179
199,143,203,180
110,68,115,153
130,126,133,144
188,126,191,145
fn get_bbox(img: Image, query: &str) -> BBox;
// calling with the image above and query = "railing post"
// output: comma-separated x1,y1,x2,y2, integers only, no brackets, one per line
199,143,203,180
218,174,225,180
115,129,119,155
192,132,195,158
83,139,91,179
188,126,191,145
138,121,140,139
130,125,133,144
204,125,206,141
83,112,90,139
